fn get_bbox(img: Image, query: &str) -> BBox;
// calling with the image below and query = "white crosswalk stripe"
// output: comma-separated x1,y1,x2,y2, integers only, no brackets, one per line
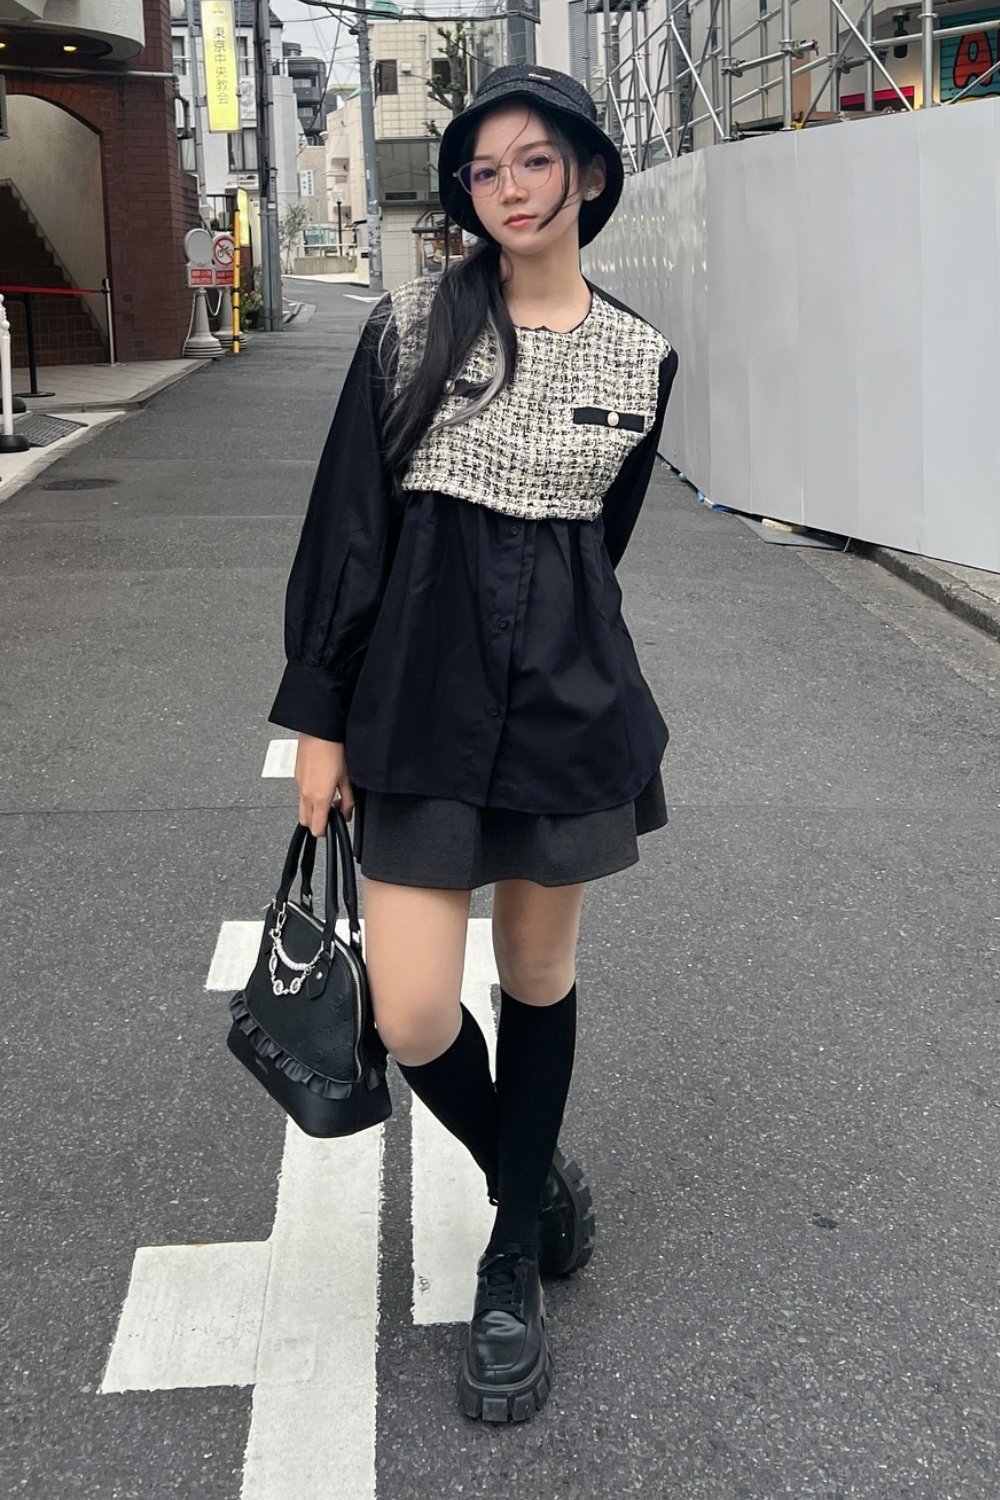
261,739,297,778
101,906,500,1499
205,919,266,990
411,921,498,1324
100,1241,270,1392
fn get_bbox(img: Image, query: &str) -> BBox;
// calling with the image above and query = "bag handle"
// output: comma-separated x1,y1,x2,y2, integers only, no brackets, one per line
273,808,362,952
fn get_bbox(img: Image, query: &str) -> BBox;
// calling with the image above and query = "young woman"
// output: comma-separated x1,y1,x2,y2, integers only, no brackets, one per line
269,64,679,1424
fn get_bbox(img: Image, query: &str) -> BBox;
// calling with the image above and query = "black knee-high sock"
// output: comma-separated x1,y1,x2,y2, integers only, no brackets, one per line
487,980,577,1259
395,1005,499,1200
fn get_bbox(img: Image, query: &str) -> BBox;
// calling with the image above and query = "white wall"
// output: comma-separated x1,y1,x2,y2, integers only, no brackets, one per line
369,19,459,138
325,95,364,241
537,0,571,73
584,98,1000,570
296,141,328,225
0,95,107,333
272,72,301,217
382,205,421,287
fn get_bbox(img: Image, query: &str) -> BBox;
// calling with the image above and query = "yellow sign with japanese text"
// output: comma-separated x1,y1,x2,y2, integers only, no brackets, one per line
200,0,239,134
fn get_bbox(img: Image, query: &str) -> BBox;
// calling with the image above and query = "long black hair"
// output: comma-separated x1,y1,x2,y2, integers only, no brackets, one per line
378,102,605,487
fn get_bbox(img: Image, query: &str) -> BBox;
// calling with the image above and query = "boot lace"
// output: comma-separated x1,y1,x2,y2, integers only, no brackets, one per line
478,1248,529,1313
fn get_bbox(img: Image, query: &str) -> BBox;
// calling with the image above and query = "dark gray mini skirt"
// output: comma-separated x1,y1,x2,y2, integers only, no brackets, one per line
350,770,668,890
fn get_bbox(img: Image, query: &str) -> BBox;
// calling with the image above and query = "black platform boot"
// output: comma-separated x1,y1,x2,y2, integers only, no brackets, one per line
538,1146,596,1277
457,1244,553,1422
487,1146,596,1279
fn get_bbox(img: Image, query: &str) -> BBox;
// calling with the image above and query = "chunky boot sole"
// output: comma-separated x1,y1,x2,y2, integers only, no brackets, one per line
456,1337,554,1423
539,1149,596,1278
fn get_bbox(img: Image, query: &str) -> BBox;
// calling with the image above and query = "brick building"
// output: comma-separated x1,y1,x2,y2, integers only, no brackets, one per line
0,0,194,366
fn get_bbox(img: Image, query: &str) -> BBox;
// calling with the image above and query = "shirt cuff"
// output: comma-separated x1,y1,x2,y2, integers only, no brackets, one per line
268,660,348,742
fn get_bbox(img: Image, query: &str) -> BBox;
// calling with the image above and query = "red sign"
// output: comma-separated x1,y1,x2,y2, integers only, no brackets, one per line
187,266,235,288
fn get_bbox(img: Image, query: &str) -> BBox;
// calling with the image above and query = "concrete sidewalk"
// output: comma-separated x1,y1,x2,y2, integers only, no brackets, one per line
10,358,206,411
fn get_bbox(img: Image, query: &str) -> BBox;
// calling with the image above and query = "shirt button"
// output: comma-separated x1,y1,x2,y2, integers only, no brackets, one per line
508,523,520,535
606,411,620,427
500,620,509,630
443,378,455,394
487,705,499,717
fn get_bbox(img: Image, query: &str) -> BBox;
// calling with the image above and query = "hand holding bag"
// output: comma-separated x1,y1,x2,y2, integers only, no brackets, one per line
226,809,391,1137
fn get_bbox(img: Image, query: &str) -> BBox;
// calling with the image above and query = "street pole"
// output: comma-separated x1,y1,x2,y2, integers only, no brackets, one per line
184,0,210,221
254,0,283,330
353,10,385,293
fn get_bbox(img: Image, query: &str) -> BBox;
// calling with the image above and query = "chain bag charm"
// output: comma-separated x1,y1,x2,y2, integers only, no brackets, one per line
226,809,391,1137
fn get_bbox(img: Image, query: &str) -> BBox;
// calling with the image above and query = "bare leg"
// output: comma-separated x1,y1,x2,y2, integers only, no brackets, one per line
491,878,588,1005
361,875,473,1066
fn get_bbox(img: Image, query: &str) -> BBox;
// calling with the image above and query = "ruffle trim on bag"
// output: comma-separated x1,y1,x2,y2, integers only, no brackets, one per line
228,990,356,1100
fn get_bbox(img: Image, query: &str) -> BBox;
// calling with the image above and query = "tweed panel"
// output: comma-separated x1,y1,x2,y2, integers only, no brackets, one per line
385,275,672,521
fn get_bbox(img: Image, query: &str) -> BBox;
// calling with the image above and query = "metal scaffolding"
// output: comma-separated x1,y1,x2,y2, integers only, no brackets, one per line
586,0,1000,164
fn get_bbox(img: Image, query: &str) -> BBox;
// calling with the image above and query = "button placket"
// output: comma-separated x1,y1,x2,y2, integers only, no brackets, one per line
483,517,523,732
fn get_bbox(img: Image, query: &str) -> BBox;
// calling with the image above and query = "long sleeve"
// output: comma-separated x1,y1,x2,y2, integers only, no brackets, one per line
268,295,401,741
599,347,679,570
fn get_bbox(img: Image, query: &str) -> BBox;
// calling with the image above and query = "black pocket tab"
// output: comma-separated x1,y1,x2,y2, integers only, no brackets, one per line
572,406,646,432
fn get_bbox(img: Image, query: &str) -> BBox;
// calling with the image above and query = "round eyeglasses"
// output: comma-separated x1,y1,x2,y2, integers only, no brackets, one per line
454,150,557,198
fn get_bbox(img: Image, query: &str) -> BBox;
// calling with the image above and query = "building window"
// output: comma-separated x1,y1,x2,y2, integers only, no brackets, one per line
431,56,451,86
172,35,187,76
374,59,398,97
237,33,251,78
376,137,436,203
228,128,258,171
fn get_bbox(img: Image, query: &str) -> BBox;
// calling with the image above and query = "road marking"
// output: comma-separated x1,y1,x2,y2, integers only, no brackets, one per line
262,739,297,777
343,293,381,303
242,1119,382,1500
101,1119,383,1500
411,920,498,1324
103,914,498,1496
205,920,265,991
100,1241,270,1391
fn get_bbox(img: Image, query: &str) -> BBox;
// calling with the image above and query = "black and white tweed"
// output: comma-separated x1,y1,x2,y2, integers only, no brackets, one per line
385,275,673,522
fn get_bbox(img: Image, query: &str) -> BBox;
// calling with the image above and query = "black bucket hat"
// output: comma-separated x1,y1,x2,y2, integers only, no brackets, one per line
437,64,625,248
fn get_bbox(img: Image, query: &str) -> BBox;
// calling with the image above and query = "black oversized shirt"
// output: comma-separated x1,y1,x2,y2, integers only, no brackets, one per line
269,280,679,816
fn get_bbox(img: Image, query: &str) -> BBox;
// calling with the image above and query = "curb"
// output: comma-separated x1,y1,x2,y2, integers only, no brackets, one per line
10,358,212,413
861,544,1000,645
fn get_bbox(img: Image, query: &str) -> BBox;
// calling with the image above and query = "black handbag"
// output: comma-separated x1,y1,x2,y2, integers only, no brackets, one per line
226,809,392,1137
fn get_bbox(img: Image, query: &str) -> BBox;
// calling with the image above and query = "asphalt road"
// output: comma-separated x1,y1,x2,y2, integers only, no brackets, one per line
2,281,998,1500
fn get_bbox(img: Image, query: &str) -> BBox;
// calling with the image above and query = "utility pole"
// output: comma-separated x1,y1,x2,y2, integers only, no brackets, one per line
254,0,283,330
352,9,385,292
184,0,210,221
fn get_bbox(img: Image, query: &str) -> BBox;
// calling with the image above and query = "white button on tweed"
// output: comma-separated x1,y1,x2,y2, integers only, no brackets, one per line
606,411,620,427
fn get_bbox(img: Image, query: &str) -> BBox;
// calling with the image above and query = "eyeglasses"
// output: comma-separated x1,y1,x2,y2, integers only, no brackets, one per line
453,149,557,198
